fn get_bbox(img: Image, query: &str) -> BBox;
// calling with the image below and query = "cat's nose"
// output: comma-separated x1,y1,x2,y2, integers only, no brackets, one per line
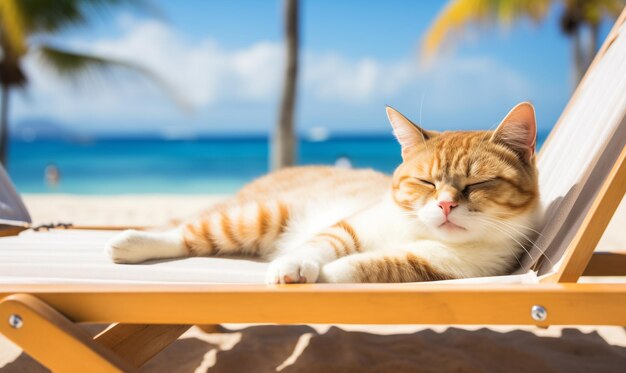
438,200,458,217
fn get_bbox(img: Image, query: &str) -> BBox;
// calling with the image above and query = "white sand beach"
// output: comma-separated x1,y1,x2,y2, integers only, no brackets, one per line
0,194,625,372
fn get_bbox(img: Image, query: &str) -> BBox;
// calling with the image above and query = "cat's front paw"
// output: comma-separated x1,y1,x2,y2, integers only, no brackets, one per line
319,259,358,283
265,256,320,284
105,230,153,264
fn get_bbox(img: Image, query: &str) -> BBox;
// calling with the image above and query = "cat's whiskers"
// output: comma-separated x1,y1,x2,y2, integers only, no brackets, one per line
400,211,419,219
473,217,537,265
483,231,526,272
476,216,554,268
486,215,545,237
419,91,425,128
477,210,546,238
485,217,545,248
484,221,536,258
460,217,527,271
502,227,553,268
417,93,431,151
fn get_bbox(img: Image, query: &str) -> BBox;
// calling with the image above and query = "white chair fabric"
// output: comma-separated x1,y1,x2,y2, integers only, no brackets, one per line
525,21,626,275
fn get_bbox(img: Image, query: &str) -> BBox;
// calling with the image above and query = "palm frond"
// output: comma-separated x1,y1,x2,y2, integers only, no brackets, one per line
37,45,119,76
37,44,191,110
421,0,551,61
0,0,28,55
579,0,626,25
1,0,157,57
4,0,156,35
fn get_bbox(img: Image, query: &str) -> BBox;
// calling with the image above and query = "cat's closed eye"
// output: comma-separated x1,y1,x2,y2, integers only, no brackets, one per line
463,179,496,194
414,178,435,188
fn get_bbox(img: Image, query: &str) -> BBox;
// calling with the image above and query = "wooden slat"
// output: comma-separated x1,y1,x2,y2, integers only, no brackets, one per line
94,323,191,368
1,283,626,326
0,225,145,237
583,251,626,276
0,294,136,373
0,226,28,237
552,146,626,282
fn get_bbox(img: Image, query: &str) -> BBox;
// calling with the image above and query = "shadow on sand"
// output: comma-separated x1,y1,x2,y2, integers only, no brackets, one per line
2,325,626,373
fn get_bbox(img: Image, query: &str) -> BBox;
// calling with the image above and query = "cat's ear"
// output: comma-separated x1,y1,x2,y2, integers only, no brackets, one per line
386,106,435,158
491,102,537,163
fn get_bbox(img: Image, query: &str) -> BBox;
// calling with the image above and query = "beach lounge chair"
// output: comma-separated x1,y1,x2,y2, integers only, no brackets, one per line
1,9,626,373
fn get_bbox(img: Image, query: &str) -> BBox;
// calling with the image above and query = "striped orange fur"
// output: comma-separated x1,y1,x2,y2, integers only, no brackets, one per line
107,103,542,285
350,253,451,283
182,200,292,256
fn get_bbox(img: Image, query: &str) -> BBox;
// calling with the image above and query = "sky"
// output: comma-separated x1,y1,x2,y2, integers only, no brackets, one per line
10,0,617,138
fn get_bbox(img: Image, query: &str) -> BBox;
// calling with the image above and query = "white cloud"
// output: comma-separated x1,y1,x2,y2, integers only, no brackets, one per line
14,18,284,125
67,19,283,106
12,16,533,133
302,53,414,102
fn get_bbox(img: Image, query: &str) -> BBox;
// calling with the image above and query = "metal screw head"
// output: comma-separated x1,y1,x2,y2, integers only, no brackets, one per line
531,305,547,322
8,314,23,329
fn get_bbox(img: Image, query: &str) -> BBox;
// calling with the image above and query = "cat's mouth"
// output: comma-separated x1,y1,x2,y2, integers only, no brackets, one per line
438,221,467,231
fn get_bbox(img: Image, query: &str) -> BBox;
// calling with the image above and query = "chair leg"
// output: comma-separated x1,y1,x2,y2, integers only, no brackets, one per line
94,323,191,368
0,294,137,373
583,251,626,276
197,324,223,333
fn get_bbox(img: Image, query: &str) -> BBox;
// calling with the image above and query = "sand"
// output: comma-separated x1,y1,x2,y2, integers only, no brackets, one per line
0,194,624,372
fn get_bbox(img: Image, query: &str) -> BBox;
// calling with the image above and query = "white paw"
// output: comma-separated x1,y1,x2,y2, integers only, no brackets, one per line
265,256,320,284
105,230,154,264
319,260,358,283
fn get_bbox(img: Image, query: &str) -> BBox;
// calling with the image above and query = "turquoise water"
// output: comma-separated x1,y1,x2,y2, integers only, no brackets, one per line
7,137,401,194
7,135,546,194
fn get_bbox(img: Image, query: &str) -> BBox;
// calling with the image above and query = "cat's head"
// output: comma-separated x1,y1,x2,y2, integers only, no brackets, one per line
388,102,540,244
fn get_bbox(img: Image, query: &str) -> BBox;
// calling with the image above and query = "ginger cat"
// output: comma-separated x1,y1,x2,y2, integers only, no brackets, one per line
107,102,541,284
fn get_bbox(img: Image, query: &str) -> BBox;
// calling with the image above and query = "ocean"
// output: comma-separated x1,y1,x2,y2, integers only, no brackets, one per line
7,135,546,195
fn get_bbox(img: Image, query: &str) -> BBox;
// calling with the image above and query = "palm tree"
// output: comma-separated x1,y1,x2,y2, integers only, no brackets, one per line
422,0,624,83
271,0,299,170
0,0,169,167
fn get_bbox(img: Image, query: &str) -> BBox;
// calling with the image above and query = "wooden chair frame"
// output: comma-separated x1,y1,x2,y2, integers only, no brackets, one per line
1,9,626,373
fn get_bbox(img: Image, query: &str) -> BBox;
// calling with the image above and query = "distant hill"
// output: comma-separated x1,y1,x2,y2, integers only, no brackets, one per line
9,118,90,142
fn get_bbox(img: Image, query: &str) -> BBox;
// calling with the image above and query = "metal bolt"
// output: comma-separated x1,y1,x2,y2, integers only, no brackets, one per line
531,305,547,322
8,314,23,329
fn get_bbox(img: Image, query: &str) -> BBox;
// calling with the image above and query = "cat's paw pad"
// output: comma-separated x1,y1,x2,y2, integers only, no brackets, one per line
265,256,320,284
105,230,152,264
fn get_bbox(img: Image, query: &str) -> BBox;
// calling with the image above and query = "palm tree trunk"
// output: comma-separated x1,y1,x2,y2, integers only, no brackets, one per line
587,22,600,70
0,84,10,167
573,28,585,84
272,0,299,170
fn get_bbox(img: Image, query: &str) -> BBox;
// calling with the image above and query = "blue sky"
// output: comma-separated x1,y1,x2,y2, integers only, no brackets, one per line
11,0,616,138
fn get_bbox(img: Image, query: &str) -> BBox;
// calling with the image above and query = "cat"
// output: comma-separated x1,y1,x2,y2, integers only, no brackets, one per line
106,102,541,284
